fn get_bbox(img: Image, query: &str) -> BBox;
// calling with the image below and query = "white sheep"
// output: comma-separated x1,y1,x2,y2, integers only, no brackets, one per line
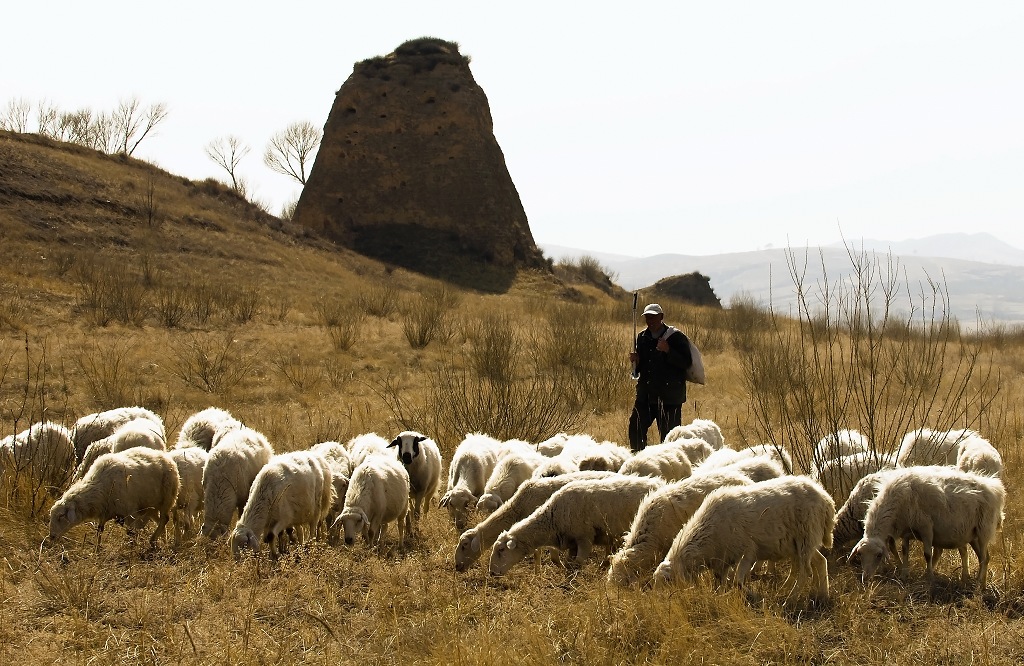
671,438,714,466
47,447,180,550
453,471,618,572
229,450,334,559
896,427,979,467
439,432,502,530
0,421,75,495
174,407,242,450
692,447,742,472
577,441,633,472
832,470,900,552
536,433,570,457
619,443,693,481
955,434,1003,477
530,433,603,479
707,455,787,483
813,451,896,504
71,418,168,483
654,476,835,601
734,443,793,474
345,432,391,469
311,441,352,545
813,429,871,468
608,469,754,587
70,406,165,462
335,455,411,548
388,430,443,522
476,449,546,515
850,465,1004,590
200,427,274,538
168,446,208,545
488,475,665,576
663,418,725,450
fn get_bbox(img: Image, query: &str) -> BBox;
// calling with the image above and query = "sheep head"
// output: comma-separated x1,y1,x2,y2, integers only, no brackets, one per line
454,530,482,572
851,536,888,584
440,486,476,531
337,507,369,546
489,531,530,576
476,492,502,515
47,498,80,543
229,525,260,560
389,431,427,466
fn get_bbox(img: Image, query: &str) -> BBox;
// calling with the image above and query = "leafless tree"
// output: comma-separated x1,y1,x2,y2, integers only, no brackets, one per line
36,99,59,138
205,135,250,192
112,96,169,156
0,97,31,132
60,108,115,152
263,120,322,185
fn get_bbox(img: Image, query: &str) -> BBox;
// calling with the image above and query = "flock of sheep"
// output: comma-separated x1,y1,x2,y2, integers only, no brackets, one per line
0,407,1008,601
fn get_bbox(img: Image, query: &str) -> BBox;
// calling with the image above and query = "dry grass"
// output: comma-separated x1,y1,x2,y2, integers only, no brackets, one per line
2,131,1024,664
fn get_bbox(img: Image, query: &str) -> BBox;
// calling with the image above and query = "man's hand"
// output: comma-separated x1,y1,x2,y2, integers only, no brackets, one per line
656,339,670,353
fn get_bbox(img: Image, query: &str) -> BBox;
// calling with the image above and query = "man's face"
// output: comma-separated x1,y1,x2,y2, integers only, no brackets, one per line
644,313,664,329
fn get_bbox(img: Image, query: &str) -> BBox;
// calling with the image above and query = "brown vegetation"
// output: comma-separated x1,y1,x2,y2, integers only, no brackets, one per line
2,130,1024,664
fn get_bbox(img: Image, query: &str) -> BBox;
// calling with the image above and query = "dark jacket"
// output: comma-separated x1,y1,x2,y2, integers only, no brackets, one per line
634,325,693,405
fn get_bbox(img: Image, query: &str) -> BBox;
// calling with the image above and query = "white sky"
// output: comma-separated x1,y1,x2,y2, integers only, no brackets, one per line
4,1,1023,257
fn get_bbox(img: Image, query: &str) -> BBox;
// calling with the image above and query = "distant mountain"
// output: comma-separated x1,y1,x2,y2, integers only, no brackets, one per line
539,235,1024,325
826,233,1024,267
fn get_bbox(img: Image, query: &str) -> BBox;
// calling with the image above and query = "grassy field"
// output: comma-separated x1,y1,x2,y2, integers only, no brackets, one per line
2,130,1023,664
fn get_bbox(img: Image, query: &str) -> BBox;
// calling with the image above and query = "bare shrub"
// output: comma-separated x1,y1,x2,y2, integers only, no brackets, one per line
357,281,400,318
272,350,324,393
154,285,188,328
0,288,27,331
72,257,149,326
315,295,364,351
468,312,520,384
167,332,261,394
185,281,217,325
73,335,141,409
401,285,458,349
224,285,262,324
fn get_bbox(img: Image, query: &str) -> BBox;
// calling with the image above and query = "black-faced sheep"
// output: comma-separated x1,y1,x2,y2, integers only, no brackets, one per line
654,476,836,602
388,431,443,523
47,447,180,551
229,450,334,559
608,469,754,587
200,427,274,539
850,465,1004,590
489,475,665,576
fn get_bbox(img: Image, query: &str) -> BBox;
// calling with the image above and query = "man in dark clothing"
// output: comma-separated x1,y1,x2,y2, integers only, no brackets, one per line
628,303,693,451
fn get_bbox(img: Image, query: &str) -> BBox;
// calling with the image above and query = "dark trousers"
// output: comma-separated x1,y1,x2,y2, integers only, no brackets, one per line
628,398,682,451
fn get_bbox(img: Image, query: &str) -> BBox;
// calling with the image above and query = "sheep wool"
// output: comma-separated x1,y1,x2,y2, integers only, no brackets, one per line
477,449,546,515
175,407,242,450
168,446,208,545
48,447,180,550
201,427,274,539
955,435,1003,477
71,418,168,484
440,432,502,530
619,443,693,481
70,406,165,463
662,419,725,450
654,476,835,601
0,421,76,495
336,455,411,547
896,427,979,467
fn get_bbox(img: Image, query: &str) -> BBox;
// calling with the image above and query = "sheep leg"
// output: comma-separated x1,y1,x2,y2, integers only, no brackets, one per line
971,538,989,591
735,553,757,589
94,521,106,553
958,546,970,584
921,535,936,586
810,550,829,601
574,539,594,564
150,510,170,547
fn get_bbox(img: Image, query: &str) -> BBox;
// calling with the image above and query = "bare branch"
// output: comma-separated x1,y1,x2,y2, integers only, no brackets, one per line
1,97,32,132
205,135,250,192
263,121,322,185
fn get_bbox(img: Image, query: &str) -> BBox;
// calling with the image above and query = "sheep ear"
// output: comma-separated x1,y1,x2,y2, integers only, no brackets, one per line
388,438,400,448
439,493,450,508
65,505,76,524
414,435,426,444
507,538,516,551
470,534,481,554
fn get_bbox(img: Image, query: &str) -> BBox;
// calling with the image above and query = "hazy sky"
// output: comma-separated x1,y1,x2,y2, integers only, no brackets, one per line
5,1,1023,257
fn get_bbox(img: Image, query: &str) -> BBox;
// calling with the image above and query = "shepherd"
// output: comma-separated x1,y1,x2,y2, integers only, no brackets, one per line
627,303,693,452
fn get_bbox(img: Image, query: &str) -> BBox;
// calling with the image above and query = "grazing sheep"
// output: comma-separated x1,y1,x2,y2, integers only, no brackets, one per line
388,430,443,522
336,455,411,548
70,406,164,463
201,427,274,539
663,419,725,450
168,446,208,545
536,433,570,457
956,435,1003,477
577,441,633,472
813,429,871,468
850,466,1004,590
814,451,896,504
671,438,714,466
692,447,742,472
477,449,546,515
0,421,76,495
71,418,168,483
229,450,334,559
346,432,391,469
47,447,180,550
174,407,242,450
696,455,786,483
311,441,352,545
608,470,754,587
439,433,502,530
489,475,665,576
654,476,835,601
619,443,693,481
530,434,603,479
896,427,979,467
454,471,617,572
735,444,793,474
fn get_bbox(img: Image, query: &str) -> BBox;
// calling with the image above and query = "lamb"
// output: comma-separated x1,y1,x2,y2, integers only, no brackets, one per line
200,427,274,538
174,407,242,450
577,441,632,472
168,446,208,545
454,471,617,572
814,451,896,504
47,447,180,550
850,466,1004,590
488,475,665,576
476,448,546,515
618,443,693,481
896,427,979,467
608,469,754,587
71,418,168,483
388,430,443,522
229,450,334,559
439,432,502,530
813,429,871,468
311,441,352,544
654,476,835,601
956,434,1003,477
70,406,164,462
663,418,725,450
0,421,76,495
335,455,411,548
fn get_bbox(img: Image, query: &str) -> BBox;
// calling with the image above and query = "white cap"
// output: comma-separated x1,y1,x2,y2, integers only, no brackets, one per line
642,303,663,316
